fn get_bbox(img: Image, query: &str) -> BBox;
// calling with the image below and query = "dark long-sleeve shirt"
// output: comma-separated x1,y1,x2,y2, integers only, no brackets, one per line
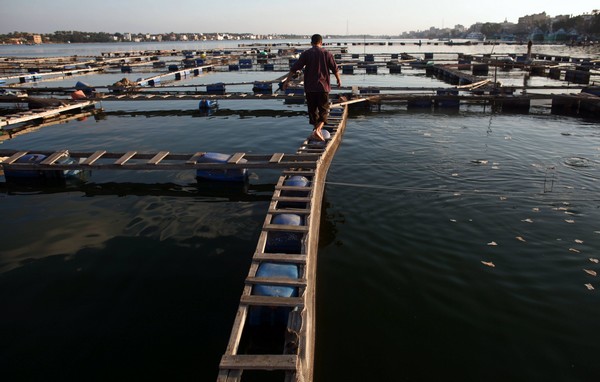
290,46,339,93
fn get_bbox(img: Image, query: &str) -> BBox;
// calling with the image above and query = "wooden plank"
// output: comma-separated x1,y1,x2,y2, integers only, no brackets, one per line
246,277,307,287
148,151,170,165
40,150,68,165
253,253,307,264
216,369,242,382
275,185,312,192
272,196,311,203
227,152,246,164
240,295,304,308
114,151,137,165
282,170,315,176
186,151,206,164
81,150,106,165
267,208,311,215
220,354,297,371
224,305,249,356
2,151,28,164
263,224,309,233
269,153,285,163
297,148,325,153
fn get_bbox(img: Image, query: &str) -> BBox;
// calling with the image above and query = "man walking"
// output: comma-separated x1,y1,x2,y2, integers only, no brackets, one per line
283,34,341,141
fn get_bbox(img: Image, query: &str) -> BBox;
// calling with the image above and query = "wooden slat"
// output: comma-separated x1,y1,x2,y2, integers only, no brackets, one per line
297,148,325,154
246,277,307,287
148,151,169,165
220,354,297,371
253,253,307,264
275,185,312,192
227,152,246,164
263,224,309,233
81,150,106,165
224,305,250,356
114,151,137,165
269,152,285,163
40,150,68,165
267,208,311,215
2,151,28,164
272,196,311,203
217,369,242,382
240,295,304,308
282,170,314,176
186,151,205,164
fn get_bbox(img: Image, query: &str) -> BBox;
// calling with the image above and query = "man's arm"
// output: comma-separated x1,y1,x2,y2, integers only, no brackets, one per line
282,69,298,90
282,54,304,90
334,70,342,88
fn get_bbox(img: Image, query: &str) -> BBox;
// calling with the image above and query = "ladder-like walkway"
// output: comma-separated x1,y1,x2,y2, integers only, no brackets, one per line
0,150,322,171
217,105,348,381
0,100,96,128
0,102,352,382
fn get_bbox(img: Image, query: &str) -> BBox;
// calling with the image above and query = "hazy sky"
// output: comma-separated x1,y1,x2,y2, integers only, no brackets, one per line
2,0,598,35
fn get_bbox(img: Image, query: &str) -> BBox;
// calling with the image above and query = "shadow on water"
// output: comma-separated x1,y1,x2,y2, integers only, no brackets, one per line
0,233,255,381
0,180,275,202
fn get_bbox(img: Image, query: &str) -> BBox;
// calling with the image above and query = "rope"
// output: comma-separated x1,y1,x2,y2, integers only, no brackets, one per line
323,180,600,202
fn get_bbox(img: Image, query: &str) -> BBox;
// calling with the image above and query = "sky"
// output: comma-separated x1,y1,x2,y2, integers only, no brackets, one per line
1,0,598,36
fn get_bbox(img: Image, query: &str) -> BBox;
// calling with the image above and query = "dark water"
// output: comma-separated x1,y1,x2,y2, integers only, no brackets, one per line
1,41,599,381
315,110,600,381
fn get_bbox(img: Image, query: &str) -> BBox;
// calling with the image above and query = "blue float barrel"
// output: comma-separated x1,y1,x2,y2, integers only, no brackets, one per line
195,152,247,182
3,153,81,182
248,262,299,326
265,214,304,253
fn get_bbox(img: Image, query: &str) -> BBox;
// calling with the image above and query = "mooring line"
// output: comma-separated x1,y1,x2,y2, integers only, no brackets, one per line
323,180,600,201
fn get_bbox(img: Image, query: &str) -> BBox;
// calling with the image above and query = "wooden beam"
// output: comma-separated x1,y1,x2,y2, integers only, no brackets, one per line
40,150,68,165
227,152,246,164
114,151,137,165
2,151,28,164
81,150,106,165
253,253,307,264
147,151,170,165
240,295,304,308
269,153,285,163
263,224,309,233
245,277,307,287
220,355,298,371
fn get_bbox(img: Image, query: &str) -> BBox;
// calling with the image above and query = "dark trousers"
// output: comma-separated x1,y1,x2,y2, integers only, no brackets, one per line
305,92,329,127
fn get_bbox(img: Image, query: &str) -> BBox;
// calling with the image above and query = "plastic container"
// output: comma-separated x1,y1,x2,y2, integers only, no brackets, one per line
265,214,304,254
3,153,81,182
248,262,300,326
195,152,247,182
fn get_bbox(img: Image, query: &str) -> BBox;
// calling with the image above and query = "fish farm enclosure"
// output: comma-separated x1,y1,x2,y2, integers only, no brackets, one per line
1,39,599,382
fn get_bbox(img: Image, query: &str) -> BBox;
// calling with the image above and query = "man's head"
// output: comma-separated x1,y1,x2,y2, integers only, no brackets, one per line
311,34,323,46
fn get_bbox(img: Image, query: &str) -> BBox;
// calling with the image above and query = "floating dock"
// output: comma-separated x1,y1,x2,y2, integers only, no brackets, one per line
0,100,97,128
0,46,598,381
0,102,349,382
217,105,348,381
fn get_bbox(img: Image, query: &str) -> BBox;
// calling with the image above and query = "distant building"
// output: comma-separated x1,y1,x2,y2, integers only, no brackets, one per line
518,12,548,28
123,33,132,41
29,34,42,44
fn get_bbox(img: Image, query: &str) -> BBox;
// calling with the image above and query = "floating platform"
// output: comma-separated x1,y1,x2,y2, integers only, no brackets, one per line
0,100,97,128
0,150,322,172
217,104,348,381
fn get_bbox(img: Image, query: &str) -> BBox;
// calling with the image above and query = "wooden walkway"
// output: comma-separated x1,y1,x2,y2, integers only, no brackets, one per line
0,100,97,128
0,150,321,171
0,103,351,381
217,105,348,382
